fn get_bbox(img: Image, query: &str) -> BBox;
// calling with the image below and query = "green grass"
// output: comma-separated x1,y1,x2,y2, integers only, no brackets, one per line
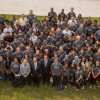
0,80,100,100
0,14,100,23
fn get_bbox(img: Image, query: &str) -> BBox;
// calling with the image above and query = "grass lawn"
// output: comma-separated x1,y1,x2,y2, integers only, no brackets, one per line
0,14,100,23
0,80,100,100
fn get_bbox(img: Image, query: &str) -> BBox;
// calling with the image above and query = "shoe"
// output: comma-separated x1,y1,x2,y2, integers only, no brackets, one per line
82,86,85,90
90,85,92,89
93,85,96,89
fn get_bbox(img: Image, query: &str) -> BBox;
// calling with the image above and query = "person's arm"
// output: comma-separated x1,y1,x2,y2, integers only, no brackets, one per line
59,65,62,76
76,75,83,83
25,64,31,77
20,64,25,77
51,64,54,76
94,71,100,78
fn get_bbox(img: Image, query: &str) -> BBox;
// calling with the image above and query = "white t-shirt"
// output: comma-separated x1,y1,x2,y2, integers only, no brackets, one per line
3,28,13,34
0,33,5,40
19,18,28,26
62,29,72,36
68,20,77,27
30,36,38,44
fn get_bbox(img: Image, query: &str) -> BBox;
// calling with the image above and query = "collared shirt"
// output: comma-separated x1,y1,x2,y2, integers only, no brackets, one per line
34,62,37,70
44,60,48,67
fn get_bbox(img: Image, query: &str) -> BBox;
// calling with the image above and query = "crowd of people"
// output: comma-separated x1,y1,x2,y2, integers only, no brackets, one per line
0,7,100,91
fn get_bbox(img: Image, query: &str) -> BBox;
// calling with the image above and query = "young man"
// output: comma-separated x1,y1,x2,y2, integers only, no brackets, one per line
51,58,62,86
41,54,52,86
30,57,42,87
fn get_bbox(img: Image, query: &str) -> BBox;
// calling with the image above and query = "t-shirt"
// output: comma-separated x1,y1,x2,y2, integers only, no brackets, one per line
51,63,62,76
10,62,20,74
75,70,83,80
63,66,71,76
0,33,5,40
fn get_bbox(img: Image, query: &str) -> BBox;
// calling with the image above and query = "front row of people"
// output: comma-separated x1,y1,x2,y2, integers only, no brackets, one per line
0,55,100,90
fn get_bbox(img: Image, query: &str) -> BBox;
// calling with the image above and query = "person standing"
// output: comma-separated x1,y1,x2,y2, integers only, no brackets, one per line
20,59,31,86
41,54,52,86
51,58,62,86
31,57,42,87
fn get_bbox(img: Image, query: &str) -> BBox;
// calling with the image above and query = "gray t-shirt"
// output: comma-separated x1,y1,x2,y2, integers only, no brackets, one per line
51,63,62,76
10,62,20,74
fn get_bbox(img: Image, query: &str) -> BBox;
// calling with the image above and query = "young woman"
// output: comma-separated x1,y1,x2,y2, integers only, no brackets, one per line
90,60,100,89
11,57,21,87
75,65,83,91
62,62,71,87
21,54,32,65
82,59,91,89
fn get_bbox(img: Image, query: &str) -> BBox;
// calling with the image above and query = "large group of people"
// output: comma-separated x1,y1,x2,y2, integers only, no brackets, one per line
0,7,100,91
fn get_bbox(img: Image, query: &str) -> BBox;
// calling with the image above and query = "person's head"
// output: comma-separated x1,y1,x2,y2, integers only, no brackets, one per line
65,62,69,67
76,65,81,71
51,7,54,12
59,46,64,52
76,36,81,42
26,46,31,51
96,60,100,66
24,54,29,59
12,15,16,19
61,9,64,13
66,26,69,31
31,32,35,37
71,17,75,21
13,57,18,63
50,27,55,33
70,7,74,12
29,10,33,15
54,52,58,57
6,47,11,52
65,55,69,60
34,15,37,19
14,37,18,43
33,57,37,63
16,47,21,53
23,59,28,65
56,28,61,34
88,16,91,20
20,42,24,46
36,50,40,55
80,23,84,29
78,14,82,19
75,56,79,61
21,14,25,19
54,58,59,64
29,27,33,32
6,24,9,29
44,54,48,60
0,56,3,62
87,47,91,51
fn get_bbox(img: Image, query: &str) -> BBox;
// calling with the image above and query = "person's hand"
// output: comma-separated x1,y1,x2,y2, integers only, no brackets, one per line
52,73,54,76
39,74,41,77
76,80,78,83
86,78,88,80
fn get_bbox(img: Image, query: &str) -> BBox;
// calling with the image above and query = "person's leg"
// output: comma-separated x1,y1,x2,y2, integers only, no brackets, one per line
56,76,60,86
43,74,46,85
46,74,50,86
27,75,31,86
53,76,56,86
